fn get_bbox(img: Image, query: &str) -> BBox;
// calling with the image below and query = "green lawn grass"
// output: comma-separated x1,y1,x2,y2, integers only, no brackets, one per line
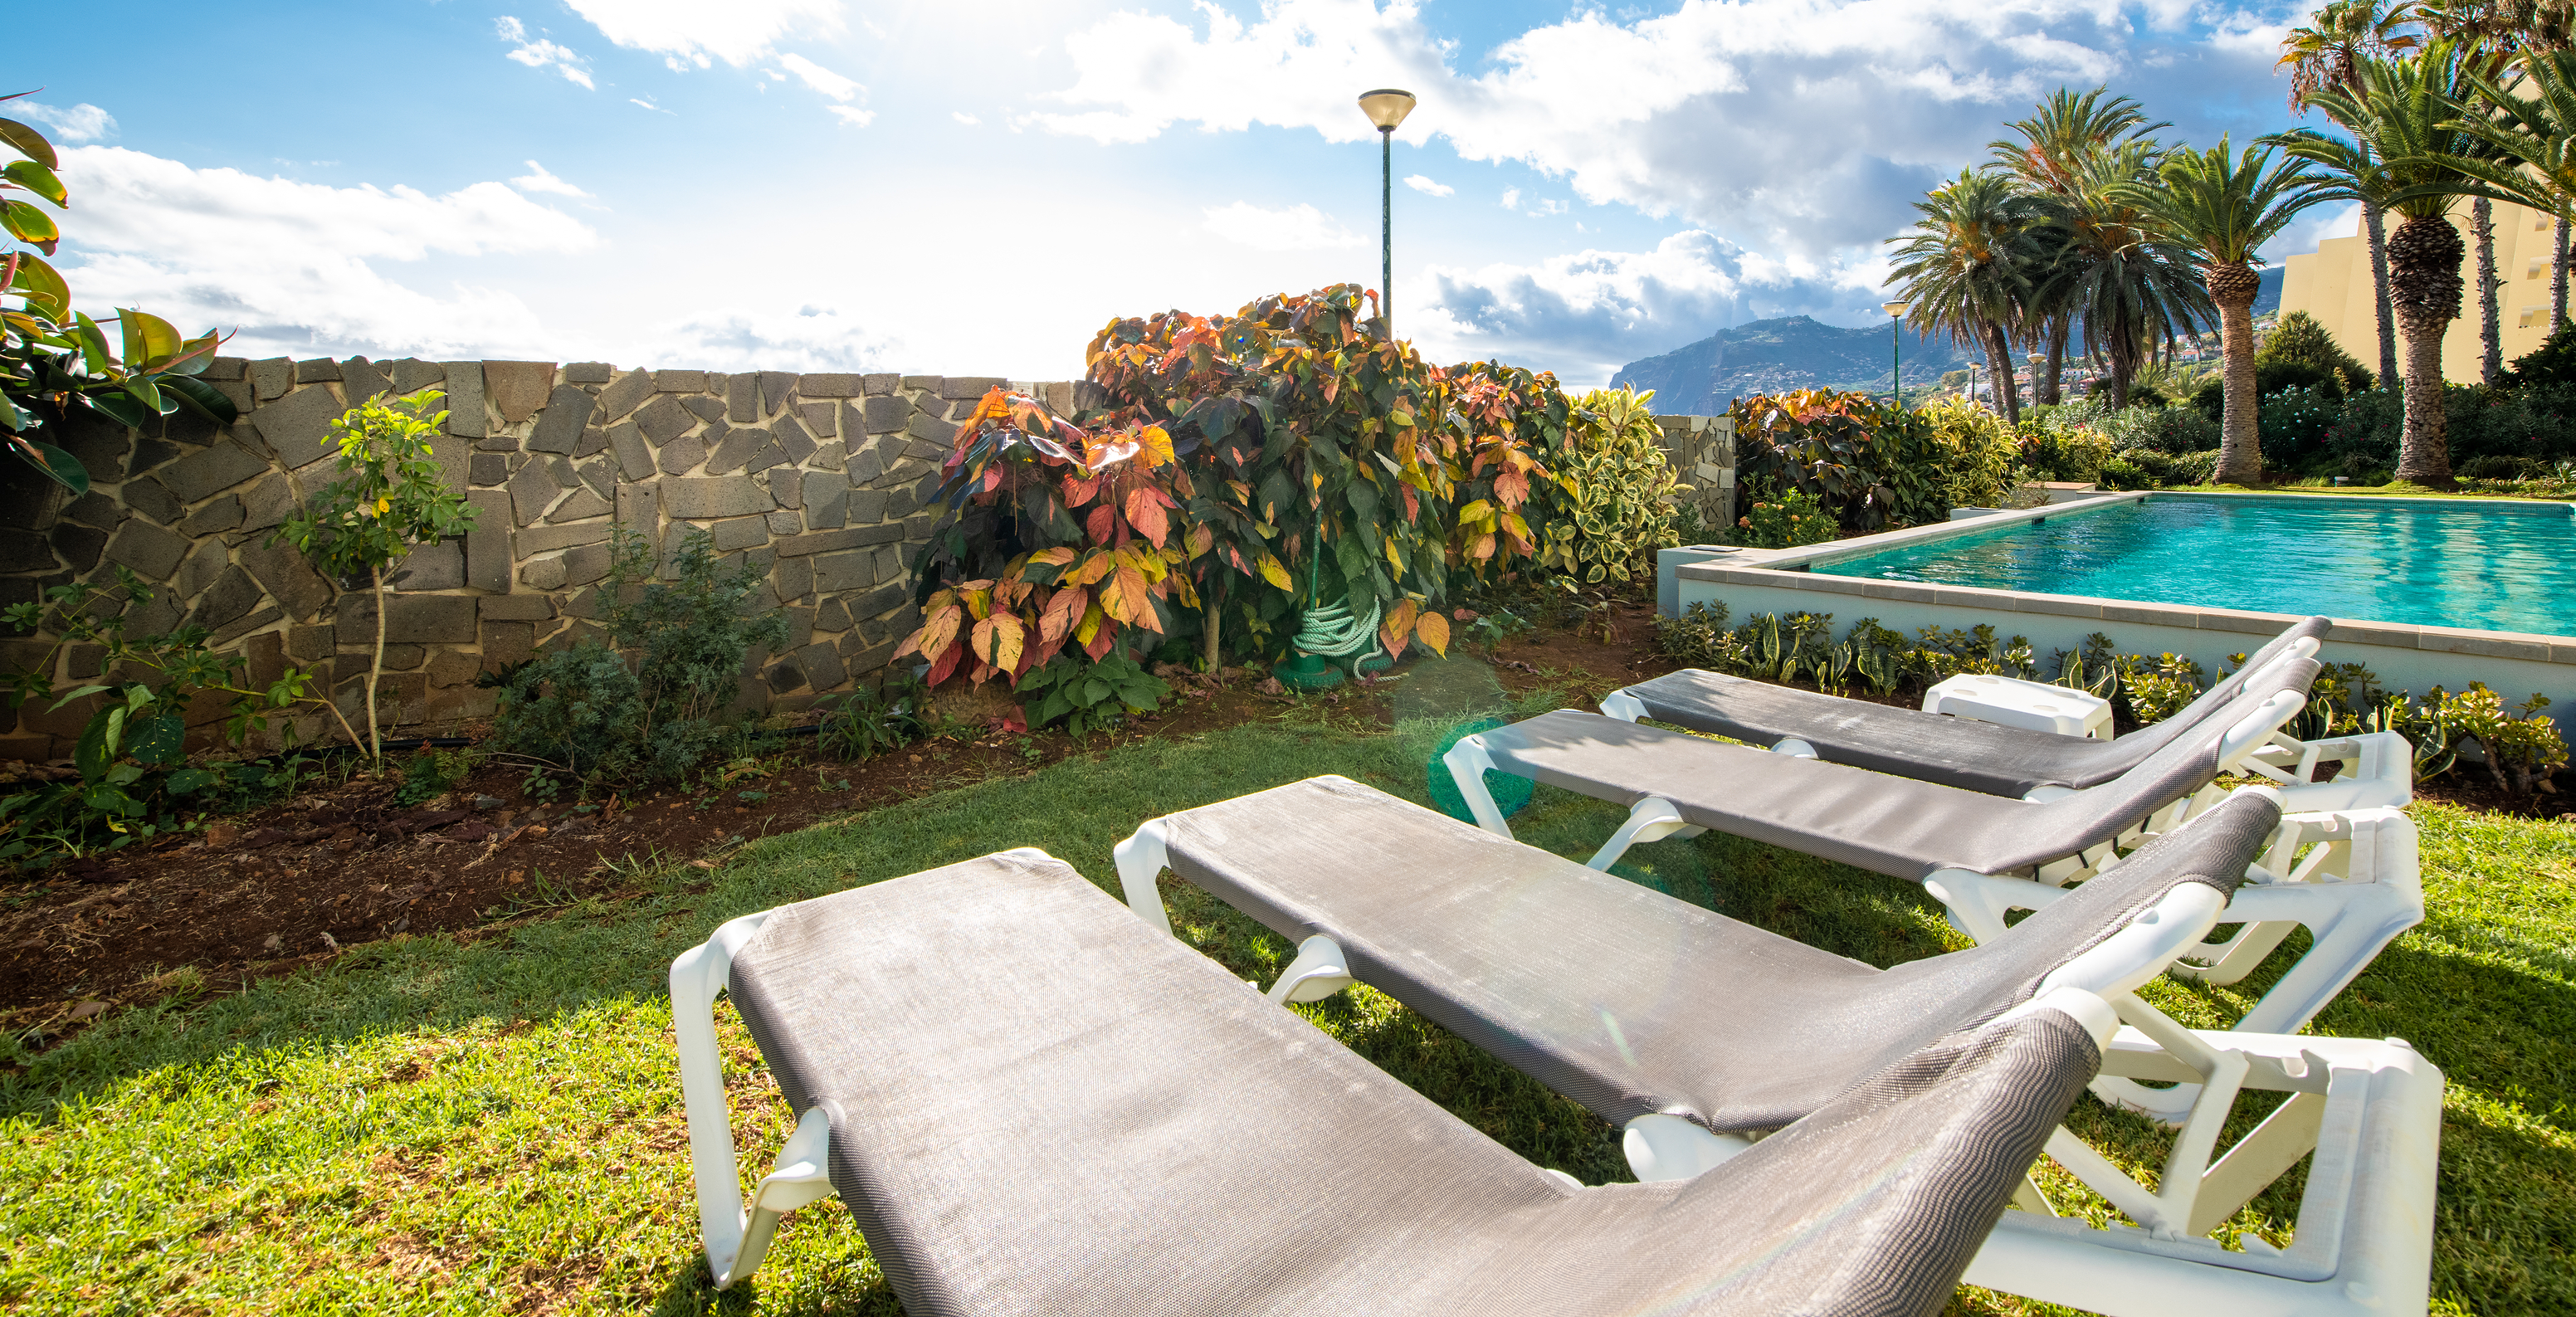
2,705,2568,1315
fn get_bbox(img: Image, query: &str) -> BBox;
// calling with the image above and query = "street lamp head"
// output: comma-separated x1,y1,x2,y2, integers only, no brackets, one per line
1881,300,1909,318
1359,89,1417,132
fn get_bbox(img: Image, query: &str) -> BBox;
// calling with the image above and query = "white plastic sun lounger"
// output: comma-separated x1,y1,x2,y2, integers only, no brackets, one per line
671,848,2120,1315
1605,615,2410,812
1442,658,2427,1060
1115,778,2444,1317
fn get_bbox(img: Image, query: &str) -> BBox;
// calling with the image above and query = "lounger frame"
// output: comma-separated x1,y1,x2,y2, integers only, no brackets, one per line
1115,820,2441,1317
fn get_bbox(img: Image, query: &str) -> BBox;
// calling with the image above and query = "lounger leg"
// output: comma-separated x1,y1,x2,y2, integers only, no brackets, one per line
1111,821,1176,939
1923,868,2071,944
1585,797,1692,871
1599,690,1647,722
1443,737,1516,839
1623,1114,1755,1183
676,911,834,1290
1266,934,1356,1005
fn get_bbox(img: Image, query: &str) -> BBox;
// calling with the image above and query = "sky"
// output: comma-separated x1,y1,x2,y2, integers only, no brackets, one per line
17,0,2356,388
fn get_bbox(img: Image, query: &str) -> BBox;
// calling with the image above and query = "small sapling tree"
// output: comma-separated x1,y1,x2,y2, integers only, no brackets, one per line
272,390,476,761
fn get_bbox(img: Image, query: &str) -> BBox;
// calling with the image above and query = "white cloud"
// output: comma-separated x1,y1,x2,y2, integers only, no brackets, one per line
496,17,596,90
1500,187,1520,210
777,52,860,101
1411,229,1886,385
954,112,982,126
51,146,597,360
1201,201,1362,251
9,101,115,144
653,303,899,371
563,0,845,67
828,106,876,128
1032,0,2288,261
629,96,671,113
1403,174,1451,197
510,160,591,198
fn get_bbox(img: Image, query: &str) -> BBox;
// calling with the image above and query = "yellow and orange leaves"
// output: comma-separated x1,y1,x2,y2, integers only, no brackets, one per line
1378,598,1418,660
969,612,1025,680
1256,552,1293,591
1185,523,1215,559
1413,609,1451,656
1037,585,1087,645
1066,549,1116,588
1124,486,1171,549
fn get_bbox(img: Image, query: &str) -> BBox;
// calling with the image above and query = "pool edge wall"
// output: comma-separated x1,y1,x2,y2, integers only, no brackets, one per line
1661,492,2576,725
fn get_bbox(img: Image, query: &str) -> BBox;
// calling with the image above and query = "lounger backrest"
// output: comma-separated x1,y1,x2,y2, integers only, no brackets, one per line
1873,789,2279,1040
2089,616,2330,763
1997,656,2319,872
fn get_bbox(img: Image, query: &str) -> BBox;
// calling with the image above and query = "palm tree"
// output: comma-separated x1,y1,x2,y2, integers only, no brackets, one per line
1886,170,2047,423
2450,46,2576,335
2280,1,2425,390
2115,139,2327,484
2270,38,2493,488
1988,87,2169,403
2037,139,2217,409
2422,0,2576,323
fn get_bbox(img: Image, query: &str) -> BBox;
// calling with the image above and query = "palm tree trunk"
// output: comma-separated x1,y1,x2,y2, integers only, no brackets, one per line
2556,215,2571,328
1980,324,2022,425
2475,197,2501,385
2365,202,2399,388
2387,214,2462,490
2039,316,2068,405
2210,263,2262,485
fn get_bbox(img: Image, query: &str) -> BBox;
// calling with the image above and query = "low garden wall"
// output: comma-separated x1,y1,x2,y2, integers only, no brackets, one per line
1,354,1734,763
0,358,1083,761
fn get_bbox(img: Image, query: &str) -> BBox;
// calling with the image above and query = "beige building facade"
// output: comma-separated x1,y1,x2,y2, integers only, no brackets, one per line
2280,198,2564,383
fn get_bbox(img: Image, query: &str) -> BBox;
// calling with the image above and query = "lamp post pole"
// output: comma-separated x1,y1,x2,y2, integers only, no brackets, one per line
1881,300,1910,408
1357,89,1417,341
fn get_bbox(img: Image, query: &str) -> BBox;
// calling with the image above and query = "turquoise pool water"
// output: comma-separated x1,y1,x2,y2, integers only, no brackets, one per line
1814,494,2576,637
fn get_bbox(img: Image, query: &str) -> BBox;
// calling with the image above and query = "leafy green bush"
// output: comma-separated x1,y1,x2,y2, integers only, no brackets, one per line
2256,385,2341,469
1727,388,1947,532
1014,651,1171,735
2325,383,2576,476
1918,396,2018,507
2256,309,2374,393
2500,316,2576,390
491,529,789,790
1734,488,1838,548
1536,387,1689,586
816,668,931,761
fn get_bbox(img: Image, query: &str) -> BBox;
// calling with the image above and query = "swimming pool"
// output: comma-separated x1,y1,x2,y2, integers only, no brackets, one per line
1812,493,2576,637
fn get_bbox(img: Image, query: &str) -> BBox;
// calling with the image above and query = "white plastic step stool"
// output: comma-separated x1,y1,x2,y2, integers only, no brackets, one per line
1922,673,2114,739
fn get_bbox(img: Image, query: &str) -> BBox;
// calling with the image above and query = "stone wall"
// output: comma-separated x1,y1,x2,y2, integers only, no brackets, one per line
0,358,1076,762
1652,414,1735,535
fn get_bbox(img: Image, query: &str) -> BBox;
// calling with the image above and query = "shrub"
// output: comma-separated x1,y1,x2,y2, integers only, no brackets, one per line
2253,309,2374,392
2100,448,2218,490
2256,384,2341,470
2326,383,2576,477
1535,387,1689,586
1727,389,1947,532
492,529,789,789
2500,316,2576,390
1918,396,2018,507
1014,651,1172,735
817,667,931,760
1735,488,1839,548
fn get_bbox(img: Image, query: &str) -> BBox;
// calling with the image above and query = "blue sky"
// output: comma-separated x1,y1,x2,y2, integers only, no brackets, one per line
19,0,2347,386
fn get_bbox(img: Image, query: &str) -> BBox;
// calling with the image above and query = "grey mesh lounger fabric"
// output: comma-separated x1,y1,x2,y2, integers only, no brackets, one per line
715,848,2102,1315
1474,656,2319,881
1620,617,2332,797
1151,776,2273,1134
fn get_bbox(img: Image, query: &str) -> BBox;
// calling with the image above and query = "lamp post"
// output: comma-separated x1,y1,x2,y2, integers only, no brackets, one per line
1881,300,1910,407
1968,360,1981,410
1357,88,1417,341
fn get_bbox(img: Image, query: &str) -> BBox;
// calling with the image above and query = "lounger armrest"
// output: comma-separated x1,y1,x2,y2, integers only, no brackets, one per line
1112,820,1177,938
2035,882,2230,1001
1600,690,1649,723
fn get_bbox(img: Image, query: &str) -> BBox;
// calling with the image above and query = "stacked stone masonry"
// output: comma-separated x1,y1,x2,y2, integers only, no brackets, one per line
0,358,1081,761
1652,414,1736,536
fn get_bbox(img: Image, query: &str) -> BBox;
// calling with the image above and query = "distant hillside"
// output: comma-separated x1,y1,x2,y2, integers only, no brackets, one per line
1610,315,1981,412
1612,273,2281,412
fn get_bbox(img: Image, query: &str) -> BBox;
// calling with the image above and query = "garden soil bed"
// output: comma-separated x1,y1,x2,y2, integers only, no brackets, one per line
0,616,1686,1041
